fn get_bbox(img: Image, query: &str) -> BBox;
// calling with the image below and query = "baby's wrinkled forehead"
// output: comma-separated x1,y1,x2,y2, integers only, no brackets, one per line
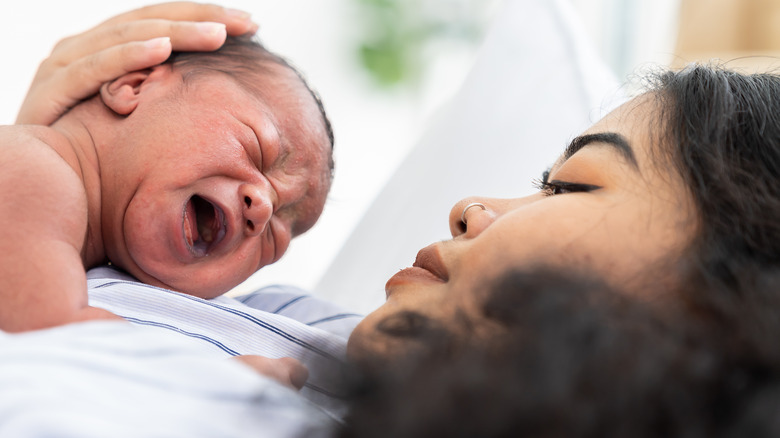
238,68,334,235
245,64,333,148
226,67,334,170
183,65,333,171
170,37,334,152
171,40,334,231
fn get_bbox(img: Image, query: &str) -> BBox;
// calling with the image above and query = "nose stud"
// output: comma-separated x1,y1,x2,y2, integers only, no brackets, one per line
460,202,486,225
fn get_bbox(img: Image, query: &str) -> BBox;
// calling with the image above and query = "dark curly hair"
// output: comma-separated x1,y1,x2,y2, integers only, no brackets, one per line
341,268,780,438
340,65,780,437
651,65,780,296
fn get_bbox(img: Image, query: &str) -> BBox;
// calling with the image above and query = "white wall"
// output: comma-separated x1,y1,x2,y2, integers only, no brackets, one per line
570,0,681,79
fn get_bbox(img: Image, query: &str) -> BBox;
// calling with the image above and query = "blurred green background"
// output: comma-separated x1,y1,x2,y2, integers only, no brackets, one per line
353,0,491,87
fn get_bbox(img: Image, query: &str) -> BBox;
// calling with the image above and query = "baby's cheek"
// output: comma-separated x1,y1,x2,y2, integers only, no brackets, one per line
170,263,249,299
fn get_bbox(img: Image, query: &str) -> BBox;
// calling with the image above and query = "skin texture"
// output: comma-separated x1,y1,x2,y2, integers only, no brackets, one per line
0,57,331,333
348,95,697,361
78,65,333,297
10,2,322,391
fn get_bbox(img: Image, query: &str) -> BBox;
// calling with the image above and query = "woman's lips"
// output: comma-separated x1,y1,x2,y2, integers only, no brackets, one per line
413,244,450,282
385,244,449,297
385,267,445,297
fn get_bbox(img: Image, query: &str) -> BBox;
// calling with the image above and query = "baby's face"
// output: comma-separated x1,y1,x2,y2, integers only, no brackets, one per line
100,67,332,298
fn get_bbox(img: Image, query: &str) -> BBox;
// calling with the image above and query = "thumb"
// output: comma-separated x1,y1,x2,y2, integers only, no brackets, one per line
234,355,309,390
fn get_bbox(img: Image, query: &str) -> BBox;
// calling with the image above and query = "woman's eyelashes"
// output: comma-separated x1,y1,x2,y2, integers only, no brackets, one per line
533,170,601,196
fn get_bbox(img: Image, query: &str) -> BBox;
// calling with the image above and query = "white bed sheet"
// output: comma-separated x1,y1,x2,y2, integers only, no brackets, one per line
0,321,335,438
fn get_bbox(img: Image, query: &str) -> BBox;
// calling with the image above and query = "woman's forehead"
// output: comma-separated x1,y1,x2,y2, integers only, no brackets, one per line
575,95,662,168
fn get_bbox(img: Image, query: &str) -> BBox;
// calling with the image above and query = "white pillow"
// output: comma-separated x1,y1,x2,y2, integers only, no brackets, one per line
0,322,333,437
316,0,624,313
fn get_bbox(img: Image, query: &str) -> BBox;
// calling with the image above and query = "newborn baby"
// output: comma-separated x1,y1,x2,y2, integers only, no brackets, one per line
0,35,333,332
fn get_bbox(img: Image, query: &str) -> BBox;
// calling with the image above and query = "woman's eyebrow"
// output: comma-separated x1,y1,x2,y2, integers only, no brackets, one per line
564,132,639,169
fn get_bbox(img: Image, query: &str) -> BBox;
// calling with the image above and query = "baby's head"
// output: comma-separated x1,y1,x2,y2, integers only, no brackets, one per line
87,36,334,297
167,35,334,151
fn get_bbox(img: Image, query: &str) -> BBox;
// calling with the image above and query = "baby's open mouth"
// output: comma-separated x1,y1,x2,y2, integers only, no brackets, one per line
183,195,226,257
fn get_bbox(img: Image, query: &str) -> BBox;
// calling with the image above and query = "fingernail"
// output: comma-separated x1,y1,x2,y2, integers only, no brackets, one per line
196,22,227,37
225,7,251,20
247,21,260,34
144,36,171,49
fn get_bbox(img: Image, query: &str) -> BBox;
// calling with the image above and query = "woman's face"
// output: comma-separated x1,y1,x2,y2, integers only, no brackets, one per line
348,95,697,361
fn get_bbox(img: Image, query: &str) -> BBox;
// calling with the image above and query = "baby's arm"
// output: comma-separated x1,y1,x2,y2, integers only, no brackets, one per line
0,126,118,332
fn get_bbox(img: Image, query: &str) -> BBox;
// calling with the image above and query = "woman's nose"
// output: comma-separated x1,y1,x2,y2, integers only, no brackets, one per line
449,197,496,238
239,182,274,236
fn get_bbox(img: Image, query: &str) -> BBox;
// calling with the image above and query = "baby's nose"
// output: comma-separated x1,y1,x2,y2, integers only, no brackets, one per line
239,183,274,236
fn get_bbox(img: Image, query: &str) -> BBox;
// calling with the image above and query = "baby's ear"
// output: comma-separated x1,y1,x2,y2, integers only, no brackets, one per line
99,69,155,115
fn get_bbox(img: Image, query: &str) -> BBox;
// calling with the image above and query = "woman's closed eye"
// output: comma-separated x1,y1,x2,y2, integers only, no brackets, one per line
533,170,601,196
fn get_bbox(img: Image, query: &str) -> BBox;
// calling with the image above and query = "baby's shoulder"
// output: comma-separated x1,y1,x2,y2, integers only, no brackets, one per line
0,125,84,195
0,125,75,171
0,124,69,154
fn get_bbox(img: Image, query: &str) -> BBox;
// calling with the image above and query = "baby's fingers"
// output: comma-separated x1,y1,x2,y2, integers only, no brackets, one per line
234,356,309,391
16,37,173,125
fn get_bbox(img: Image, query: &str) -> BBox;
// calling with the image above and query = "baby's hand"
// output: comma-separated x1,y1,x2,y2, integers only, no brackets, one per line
16,2,258,126
233,355,310,391
70,306,126,324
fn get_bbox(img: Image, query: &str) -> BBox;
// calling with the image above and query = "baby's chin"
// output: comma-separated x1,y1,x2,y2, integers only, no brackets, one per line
123,263,238,300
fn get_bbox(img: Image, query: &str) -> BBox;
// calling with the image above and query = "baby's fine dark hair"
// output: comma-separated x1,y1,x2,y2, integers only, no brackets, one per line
165,35,334,151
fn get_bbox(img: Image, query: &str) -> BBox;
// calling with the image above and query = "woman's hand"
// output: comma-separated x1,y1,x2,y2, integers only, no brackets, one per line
16,2,258,125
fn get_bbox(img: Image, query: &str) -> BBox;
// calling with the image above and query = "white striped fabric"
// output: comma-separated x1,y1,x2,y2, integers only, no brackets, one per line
0,321,337,438
86,266,363,420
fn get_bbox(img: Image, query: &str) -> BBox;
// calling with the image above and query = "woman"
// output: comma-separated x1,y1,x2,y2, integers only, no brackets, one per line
349,63,780,363
18,2,780,434
341,64,780,437
340,64,780,435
